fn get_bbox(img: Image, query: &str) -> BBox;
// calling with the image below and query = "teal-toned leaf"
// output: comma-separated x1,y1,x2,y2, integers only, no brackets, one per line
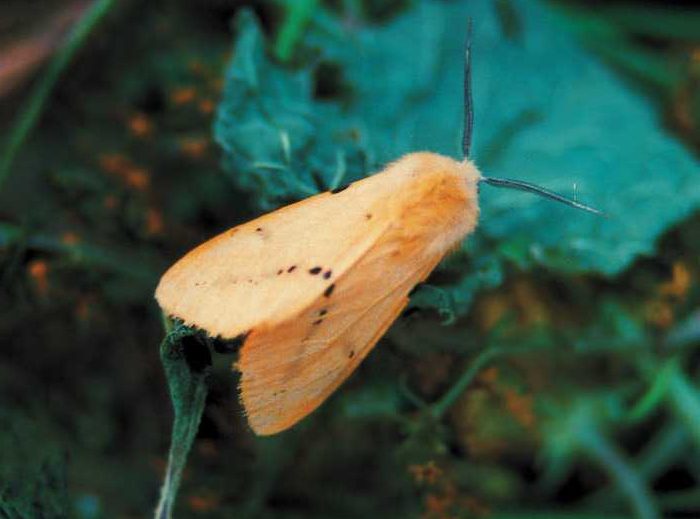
215,0,700,307
214,9,371,209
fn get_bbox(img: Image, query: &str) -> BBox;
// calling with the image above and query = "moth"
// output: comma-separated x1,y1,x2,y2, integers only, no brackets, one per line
155,33,599,436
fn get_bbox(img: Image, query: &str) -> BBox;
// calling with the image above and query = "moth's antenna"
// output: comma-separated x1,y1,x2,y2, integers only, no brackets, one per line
462,18,599,216
462,18,474,160
480,176,604,216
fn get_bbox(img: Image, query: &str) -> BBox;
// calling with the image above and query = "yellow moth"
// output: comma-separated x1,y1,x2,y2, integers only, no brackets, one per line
155,34,599,436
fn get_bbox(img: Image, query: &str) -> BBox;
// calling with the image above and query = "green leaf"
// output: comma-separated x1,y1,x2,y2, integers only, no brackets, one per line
215,0,700,306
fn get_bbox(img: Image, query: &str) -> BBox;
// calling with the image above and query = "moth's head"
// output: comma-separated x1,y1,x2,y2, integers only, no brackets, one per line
459,158,481,205
459,158,481,201
396,152,480,189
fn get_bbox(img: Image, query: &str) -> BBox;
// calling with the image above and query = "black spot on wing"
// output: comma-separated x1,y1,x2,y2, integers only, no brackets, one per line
287,265,297,273
309,266,322,275
312,318,323,326
324,284,335,298
348,350,355,358
323,270,332,279
365,213,372,220
319,309,328,316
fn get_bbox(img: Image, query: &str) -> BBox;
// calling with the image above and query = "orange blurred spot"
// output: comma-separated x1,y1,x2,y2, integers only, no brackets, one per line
424,494,450,519
219,51,232,65
423,483,456,519
124,167,150,191
61,231,80,245
646,300,674,328
196,439,218,459
99,153,129,174
198,98,215,115
75,296,93,321
479,367,499,385
476,294,508,332
210,78,224,93
451,387,514,458
127,112,153,138
660,262,691,299
28,259,49,296
103,195,118,210
99,154,150,191
513,280,549,325
188,59,206,75
171,87,196,105
187,492,220,513
408,461,443,485
691,48,700,64
180,137,208,159
502,388,535,429
413,353,452,396
673,86,695,133
146,208,164,236
463,496,490,517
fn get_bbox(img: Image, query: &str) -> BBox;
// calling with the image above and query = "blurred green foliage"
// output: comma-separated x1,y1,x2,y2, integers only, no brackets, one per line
1,0,699,518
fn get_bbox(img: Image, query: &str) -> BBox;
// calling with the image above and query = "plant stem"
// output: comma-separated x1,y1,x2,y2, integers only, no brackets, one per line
431,347,503,419
665,359,700,450
274,0,320,62
154,325,210,519
577,422,659,519
626,359,673,424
